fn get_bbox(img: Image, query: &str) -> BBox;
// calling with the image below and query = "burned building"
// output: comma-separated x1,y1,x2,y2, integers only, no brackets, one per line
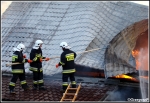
1,1,149,101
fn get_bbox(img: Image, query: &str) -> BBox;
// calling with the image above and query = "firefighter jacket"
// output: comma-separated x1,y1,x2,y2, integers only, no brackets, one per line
12,51,28,73
30,48,45,71
59,49,77,73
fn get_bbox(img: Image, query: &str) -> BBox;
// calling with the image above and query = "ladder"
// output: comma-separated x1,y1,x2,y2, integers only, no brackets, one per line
60,83,81,102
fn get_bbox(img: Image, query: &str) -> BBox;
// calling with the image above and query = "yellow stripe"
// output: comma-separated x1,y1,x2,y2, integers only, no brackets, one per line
38,80,44,83
62,82,68,86
22,59,25,63
40,68,43,72
71,81,76,84
66,53,74,61
62,69,76,73
29,67,38,71
33,54,42,61
60,61,65,65
21,80,27,84
33,81,38,84
12,55,18,61
12,69,23,73
33,57,37,61
9,82,15,86
36,54,42,57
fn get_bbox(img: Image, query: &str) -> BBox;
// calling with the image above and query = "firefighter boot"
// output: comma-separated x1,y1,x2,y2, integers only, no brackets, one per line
32,86,38,90
24,85,31,91
10,90,16,94
72,85,76,88
32,85,38,90
32,84,38,90
39,86,46,91
60,89,65,94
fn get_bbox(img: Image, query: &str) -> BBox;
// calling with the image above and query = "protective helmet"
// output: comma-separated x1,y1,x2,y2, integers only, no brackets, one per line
60,42,70,49
33,40,43,49
14,43,25,51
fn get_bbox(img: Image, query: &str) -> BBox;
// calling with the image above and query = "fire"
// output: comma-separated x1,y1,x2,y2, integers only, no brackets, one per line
132,30,148,71
113,74,138,82
115,74,132,79
132,50,139,57
132,50,140,69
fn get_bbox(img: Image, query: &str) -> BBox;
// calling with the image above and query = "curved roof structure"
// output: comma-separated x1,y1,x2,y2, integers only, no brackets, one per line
1,1,148,77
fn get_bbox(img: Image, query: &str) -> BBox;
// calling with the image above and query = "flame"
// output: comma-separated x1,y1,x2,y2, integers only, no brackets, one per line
132,50,139,57
132,50,141,69
113,74,138,82
132,30,148,71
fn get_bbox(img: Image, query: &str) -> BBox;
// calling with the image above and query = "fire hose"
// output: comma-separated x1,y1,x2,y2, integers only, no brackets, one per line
5,48,103,66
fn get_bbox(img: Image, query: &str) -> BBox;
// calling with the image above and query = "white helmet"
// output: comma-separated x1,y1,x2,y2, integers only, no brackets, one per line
33,40,43,49
60,42,71,49
14,43,25,51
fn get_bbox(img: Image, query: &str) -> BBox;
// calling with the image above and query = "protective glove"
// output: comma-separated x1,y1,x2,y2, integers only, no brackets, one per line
45,58,50,61
27,59,32,63
40,58,43,62
23,55,26,58
56,64,59,68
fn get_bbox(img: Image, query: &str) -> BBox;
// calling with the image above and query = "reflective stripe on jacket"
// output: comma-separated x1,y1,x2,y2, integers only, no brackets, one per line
12,69,24,73
30,48,45,68
62,69,76,73
58,49,77,74
11,51,27,73
29,67,43,72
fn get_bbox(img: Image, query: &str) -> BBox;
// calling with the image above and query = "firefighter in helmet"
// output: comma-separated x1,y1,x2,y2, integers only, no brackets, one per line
29,40,50,90
9,43,32,94
56,42,77,93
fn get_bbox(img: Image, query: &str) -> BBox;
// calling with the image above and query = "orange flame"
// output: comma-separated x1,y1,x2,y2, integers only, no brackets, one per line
132,50,139,57
132,31,148,71
113,74,138,82
132,50,140,70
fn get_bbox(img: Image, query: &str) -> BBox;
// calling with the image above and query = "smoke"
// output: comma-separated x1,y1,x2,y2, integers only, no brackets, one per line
138,48,148,71
133,30,148,99
133,30,148,71
106,91,125,101
105,86,142,101
139,47,148,99
1,1,12,16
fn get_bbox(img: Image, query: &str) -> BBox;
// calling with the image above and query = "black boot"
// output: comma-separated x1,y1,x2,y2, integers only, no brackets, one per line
39,86,46,90
32,85,38,90
60,89,65,94
10,89,16,94
72,85,76,88
24,85,31,91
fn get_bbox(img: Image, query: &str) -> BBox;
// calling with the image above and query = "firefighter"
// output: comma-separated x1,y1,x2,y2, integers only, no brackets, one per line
9,43,32,94
56,42,77,93
29,40,50,90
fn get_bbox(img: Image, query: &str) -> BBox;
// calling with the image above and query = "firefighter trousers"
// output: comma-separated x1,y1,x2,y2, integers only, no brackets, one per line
9,73,28,90
32,70,44,88
62,73,76,91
